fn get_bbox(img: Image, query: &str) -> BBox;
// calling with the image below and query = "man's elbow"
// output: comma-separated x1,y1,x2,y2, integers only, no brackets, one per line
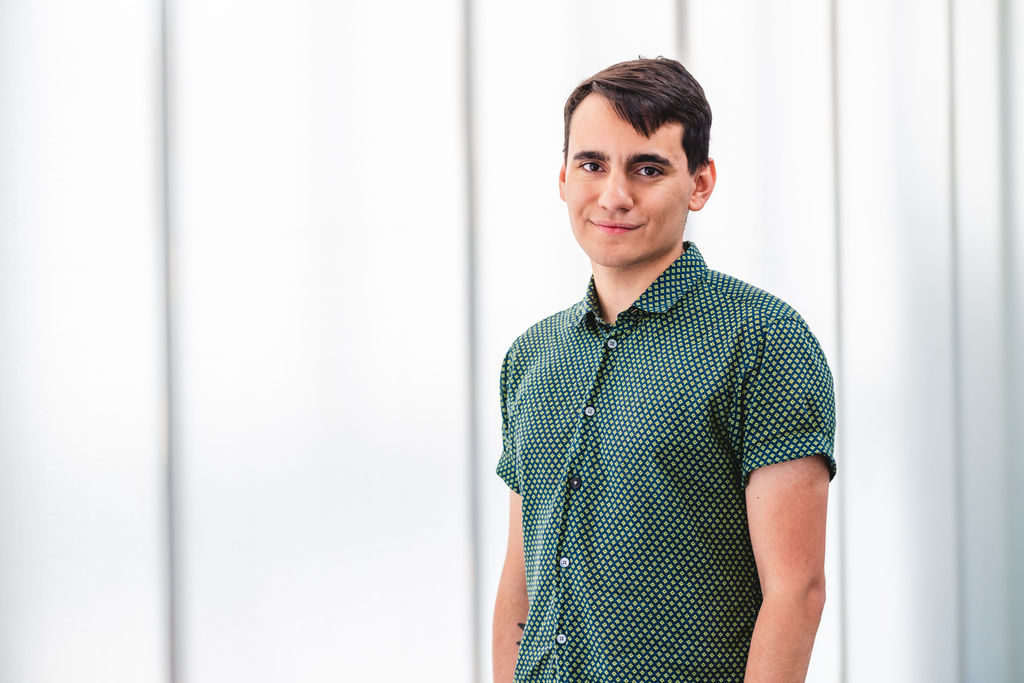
763,571,826,624
804,575,826,623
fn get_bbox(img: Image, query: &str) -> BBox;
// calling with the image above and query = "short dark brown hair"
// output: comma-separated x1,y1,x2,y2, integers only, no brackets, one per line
563,57,712,175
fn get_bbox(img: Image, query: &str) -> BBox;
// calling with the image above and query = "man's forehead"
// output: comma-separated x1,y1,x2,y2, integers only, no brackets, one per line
567,95,685,158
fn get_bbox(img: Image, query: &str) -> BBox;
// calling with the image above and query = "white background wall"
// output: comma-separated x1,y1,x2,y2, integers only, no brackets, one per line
1,1,1021,682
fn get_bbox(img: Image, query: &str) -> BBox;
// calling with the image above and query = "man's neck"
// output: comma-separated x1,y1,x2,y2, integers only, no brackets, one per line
592,245,685,325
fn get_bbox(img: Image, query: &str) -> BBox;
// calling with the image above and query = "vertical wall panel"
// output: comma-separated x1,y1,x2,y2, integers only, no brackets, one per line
172,2,472,681
1006,1,1024,679
951,0,1013,679
471,3,678,679
0,2,168,682
684,3,841,680
836,1,959,680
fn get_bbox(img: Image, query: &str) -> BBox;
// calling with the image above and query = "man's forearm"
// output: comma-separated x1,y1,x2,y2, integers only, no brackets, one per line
744,585,826,683
492,583,528,683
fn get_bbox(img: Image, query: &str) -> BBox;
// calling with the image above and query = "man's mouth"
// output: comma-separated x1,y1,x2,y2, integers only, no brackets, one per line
591,220,641,235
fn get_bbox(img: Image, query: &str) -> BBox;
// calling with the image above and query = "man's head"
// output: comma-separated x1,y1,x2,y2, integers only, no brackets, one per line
559,58,716,278
562,57,712,176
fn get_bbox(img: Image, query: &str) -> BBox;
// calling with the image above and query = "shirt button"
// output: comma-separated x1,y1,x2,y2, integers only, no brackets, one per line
555,633,567,645
559,557,570,568
569,476,582,490
583,406,595,417
606,338,617,349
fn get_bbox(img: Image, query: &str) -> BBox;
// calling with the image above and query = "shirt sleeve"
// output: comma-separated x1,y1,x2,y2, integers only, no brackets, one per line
737,315,837,486
495,346,520,493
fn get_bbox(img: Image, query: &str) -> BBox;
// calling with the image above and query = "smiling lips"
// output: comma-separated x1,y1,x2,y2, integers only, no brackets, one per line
591,220,641,235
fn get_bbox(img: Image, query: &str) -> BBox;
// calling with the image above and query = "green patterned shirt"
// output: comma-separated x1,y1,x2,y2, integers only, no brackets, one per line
496,242,836,682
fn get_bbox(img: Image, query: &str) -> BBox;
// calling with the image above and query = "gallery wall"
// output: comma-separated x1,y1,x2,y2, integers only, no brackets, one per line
1,1,1020,681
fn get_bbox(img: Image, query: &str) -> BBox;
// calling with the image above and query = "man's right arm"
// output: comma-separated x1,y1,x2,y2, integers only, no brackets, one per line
492,490,528,683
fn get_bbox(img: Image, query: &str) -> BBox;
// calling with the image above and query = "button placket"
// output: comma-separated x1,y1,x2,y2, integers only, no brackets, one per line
557,325,609,665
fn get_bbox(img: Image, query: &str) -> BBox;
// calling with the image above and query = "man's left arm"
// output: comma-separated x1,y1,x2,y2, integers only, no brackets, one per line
744,454,831,683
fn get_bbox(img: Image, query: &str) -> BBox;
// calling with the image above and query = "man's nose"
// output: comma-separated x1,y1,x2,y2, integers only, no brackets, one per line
598,170,634,212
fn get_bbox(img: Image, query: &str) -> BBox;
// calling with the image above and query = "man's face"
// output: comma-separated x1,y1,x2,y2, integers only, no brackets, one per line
559,94,714,275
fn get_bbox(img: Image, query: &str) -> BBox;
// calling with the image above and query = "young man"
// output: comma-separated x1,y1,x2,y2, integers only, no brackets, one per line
492,58,836,682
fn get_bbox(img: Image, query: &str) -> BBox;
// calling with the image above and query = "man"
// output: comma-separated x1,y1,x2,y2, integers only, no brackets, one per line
492,57,835,683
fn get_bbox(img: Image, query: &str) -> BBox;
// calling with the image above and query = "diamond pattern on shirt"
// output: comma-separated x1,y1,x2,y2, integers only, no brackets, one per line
496,242,836,682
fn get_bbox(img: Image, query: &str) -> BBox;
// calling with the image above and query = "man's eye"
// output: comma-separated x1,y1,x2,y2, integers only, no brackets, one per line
581,162,602,172
637,166,662,177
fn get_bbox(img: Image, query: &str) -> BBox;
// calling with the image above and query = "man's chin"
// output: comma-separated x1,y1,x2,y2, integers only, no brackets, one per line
583,246,682,274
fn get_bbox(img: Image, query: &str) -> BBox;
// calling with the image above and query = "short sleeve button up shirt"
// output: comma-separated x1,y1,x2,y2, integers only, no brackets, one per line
496,243,836,682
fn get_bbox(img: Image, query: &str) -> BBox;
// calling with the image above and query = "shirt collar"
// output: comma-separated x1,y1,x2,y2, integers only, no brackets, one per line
571,242,708,326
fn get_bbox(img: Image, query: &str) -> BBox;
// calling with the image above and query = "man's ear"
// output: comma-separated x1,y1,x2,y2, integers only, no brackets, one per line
558,163,567,202
688,158,716,211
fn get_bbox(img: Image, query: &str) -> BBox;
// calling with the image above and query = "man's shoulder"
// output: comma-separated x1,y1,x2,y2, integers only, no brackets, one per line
507,304,578,353
697,268,804,328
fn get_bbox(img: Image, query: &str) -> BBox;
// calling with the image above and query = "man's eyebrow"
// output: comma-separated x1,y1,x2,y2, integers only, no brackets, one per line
629,153,674,167
571,150,609,162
